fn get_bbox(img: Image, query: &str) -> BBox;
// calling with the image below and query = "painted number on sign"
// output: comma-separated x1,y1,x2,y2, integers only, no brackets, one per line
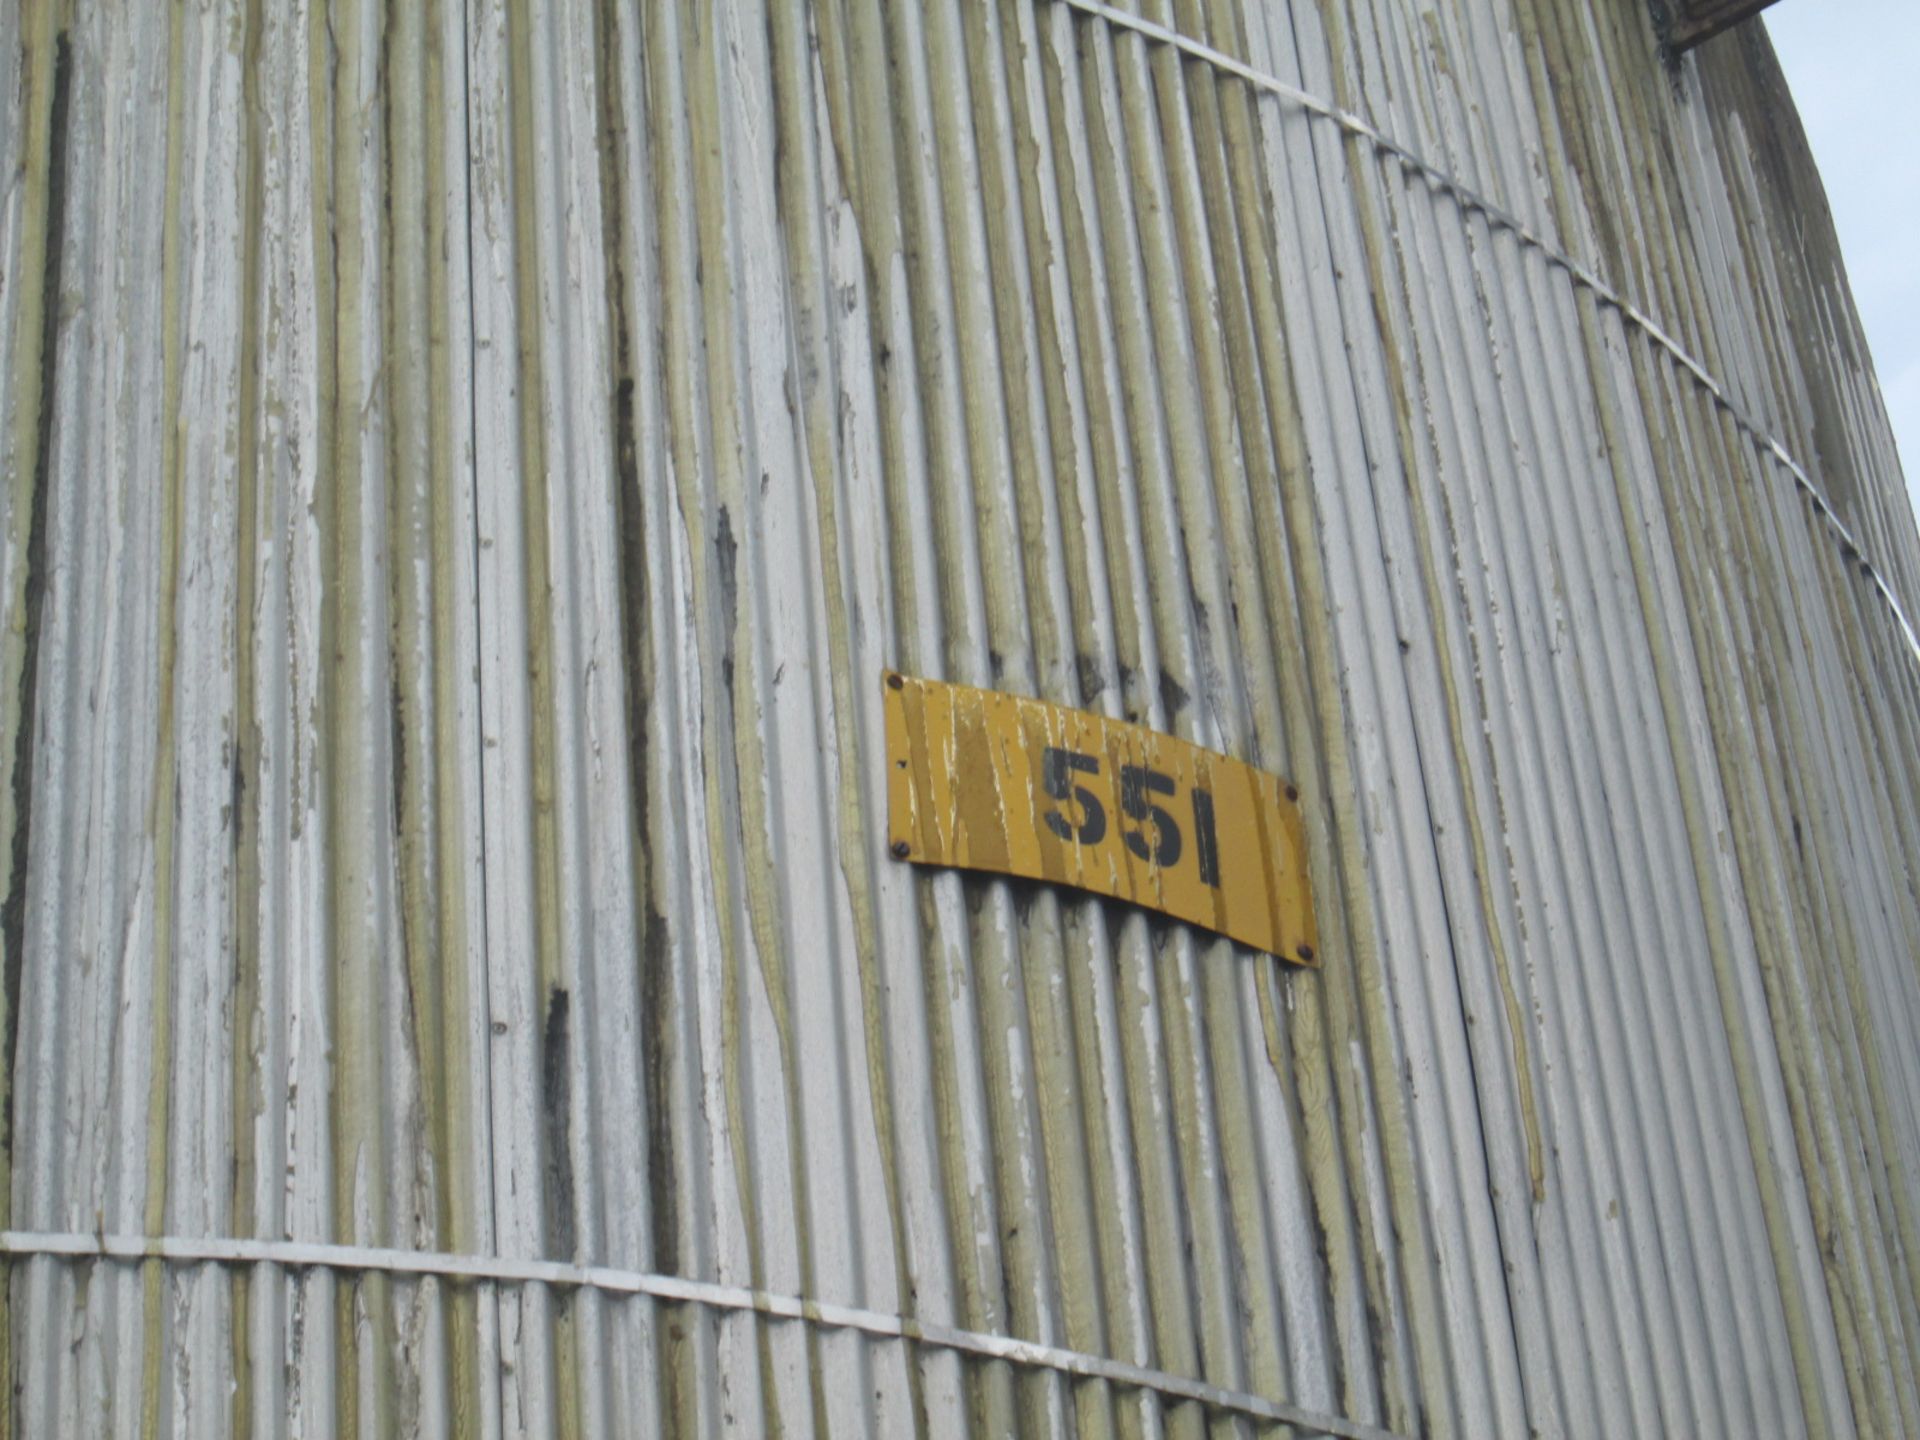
1043,749,1222,886
883,671,1318,964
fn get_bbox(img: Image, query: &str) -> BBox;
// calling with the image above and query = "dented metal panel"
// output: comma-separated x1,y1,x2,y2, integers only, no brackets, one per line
3,0,1920,1436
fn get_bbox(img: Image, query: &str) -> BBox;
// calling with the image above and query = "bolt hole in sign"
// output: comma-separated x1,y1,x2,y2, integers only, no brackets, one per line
883,671,1318,966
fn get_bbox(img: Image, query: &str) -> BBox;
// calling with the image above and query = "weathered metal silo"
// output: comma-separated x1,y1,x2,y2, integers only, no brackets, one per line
4,0,1918,1434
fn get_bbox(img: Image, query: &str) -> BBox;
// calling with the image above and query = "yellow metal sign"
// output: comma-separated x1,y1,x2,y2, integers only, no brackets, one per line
883,671,1318,965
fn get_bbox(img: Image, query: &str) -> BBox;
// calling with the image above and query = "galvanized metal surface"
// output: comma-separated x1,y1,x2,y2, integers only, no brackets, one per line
2,1,1918,1437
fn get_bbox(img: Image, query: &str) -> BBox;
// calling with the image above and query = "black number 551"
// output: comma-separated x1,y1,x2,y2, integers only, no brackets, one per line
1042,746,1106,845
1040,746,1222,888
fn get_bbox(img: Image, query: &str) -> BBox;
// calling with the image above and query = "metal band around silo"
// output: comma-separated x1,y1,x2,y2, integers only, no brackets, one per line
0,1229,1406,1440
1053,0,1920,670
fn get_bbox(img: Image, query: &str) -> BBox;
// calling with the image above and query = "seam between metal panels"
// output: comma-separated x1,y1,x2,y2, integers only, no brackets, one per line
0,1231,1408,1440
458,0,496,1228
455,0,510,1428
1050,0,1920,668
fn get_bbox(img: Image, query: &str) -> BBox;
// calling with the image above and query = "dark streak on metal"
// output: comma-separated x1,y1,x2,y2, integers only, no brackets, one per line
590,0,682,1299
228,0,269,1419
229,741,247,844
716,505,738,697
390,693,409,895
541,987,577,1268
1,28,70,1183
1157,666,1189,721
1075,652,1104,705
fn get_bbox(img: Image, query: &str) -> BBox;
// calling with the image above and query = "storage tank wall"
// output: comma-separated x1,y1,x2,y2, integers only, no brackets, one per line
2,1,1918,1436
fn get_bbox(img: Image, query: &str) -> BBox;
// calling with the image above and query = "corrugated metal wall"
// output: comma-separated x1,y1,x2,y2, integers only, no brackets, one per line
3,0,1918,1435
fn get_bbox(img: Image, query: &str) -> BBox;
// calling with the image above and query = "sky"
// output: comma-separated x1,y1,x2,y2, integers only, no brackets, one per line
1766,1,1920,527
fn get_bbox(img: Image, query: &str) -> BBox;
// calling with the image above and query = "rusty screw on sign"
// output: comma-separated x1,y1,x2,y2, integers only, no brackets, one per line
891,840,911,859
887,671,904,690
1284,782,1307,961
